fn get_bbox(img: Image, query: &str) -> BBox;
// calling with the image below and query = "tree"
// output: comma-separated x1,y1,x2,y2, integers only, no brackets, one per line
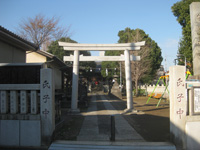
48,37,96,72
101,50,122,79
171,0,200,72
118,28,162,95
48,37,76,60
17,14,71,50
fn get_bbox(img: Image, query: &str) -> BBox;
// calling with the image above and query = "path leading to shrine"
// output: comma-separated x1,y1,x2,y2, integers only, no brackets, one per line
77,92,144,141
49,92,176,150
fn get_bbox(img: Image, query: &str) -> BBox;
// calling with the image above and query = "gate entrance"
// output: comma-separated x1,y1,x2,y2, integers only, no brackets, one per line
59,42,145,112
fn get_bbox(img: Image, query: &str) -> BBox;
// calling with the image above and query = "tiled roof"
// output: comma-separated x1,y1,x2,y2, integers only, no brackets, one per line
0,25,38,50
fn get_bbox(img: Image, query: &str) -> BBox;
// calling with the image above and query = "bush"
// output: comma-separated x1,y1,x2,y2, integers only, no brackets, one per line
133,89,146,96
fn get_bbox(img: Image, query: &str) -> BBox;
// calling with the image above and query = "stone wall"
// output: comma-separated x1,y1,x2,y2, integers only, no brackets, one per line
170,65,200,149
0,68,55,148
0,85,41,147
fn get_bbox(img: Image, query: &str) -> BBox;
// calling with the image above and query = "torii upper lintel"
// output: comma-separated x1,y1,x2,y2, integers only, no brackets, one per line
58,41,145,51
59,41,145,113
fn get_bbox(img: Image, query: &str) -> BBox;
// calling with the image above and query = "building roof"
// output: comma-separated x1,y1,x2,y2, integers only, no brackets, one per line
35,50,68,69
0,25,38,51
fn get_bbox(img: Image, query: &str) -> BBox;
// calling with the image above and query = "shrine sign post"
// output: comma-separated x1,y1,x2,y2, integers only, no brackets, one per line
59,42,145,113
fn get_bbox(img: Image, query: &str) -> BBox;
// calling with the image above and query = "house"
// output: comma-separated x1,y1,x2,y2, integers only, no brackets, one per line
0,25,69,91
26,50,69,91
0,26,65,148
0,25,37,63
0,26,41,86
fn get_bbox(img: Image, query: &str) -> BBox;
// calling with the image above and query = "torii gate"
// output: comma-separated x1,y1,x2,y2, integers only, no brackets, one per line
59,42,145,113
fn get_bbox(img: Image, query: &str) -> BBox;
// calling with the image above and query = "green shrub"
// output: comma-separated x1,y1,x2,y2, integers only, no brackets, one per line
133,89,146,96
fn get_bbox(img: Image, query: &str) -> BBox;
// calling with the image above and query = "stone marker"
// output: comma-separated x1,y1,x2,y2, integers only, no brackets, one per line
190,2,200,75
40,68,55,145
169,66,186,149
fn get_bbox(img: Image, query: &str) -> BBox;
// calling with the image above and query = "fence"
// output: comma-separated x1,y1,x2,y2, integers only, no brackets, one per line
140,84,169,98
0,68,55,147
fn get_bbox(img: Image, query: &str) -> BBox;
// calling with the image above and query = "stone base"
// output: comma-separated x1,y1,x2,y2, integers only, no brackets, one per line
123,108,137,113
68,108,80,114
0,120,41,147
122,109,144,115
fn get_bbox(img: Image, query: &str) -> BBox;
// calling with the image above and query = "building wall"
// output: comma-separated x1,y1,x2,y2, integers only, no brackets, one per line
26,52,62,90
26,51,46,63
0,41,26,63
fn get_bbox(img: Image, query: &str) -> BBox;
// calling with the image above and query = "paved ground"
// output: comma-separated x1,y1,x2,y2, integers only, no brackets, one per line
50,92,173,150
77,93,144,141
54,92,170,142
49,140,175,150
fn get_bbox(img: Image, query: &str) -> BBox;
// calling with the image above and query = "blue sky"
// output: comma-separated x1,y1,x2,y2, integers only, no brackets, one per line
0,0,182,70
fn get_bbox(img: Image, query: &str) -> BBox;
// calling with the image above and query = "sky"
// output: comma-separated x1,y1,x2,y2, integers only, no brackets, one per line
0,0,182,71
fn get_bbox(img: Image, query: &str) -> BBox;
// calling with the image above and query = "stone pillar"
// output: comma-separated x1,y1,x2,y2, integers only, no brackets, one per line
124,49,133,111
31,91,38,114
0,91,8,114
71,50,80,112
40,68,55,145
20,91,28,114
169,66,186,149
10,91,18,114
190,2,200,75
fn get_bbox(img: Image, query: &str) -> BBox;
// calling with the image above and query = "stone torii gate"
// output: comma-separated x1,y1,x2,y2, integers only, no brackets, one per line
59,42,145,112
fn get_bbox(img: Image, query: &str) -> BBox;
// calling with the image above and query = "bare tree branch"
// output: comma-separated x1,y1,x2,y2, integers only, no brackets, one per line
18,14,71,50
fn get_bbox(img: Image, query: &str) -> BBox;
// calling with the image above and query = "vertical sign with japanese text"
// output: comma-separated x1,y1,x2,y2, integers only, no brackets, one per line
40,68,55,143
169,66,186,148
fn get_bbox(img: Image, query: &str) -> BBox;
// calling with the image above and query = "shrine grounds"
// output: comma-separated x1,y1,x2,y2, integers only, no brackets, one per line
54,93,170,142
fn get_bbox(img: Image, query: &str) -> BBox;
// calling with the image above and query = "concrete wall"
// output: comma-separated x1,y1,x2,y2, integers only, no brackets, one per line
186,121,200,149
0,120,41,146
0,68,55,147
140,84,169,98
0,41,26,63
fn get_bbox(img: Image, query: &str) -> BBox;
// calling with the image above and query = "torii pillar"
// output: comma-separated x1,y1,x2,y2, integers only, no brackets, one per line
59,42,145,113
71,50,80,112
124,49,133,111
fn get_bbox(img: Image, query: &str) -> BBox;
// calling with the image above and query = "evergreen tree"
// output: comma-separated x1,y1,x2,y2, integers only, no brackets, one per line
119,28,162,95
101,28,162,95
48,37,76,60
48,37,96,69
172,0,200,72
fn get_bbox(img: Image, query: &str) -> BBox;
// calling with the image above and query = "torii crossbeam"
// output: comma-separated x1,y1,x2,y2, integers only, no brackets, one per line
59,41,145,113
